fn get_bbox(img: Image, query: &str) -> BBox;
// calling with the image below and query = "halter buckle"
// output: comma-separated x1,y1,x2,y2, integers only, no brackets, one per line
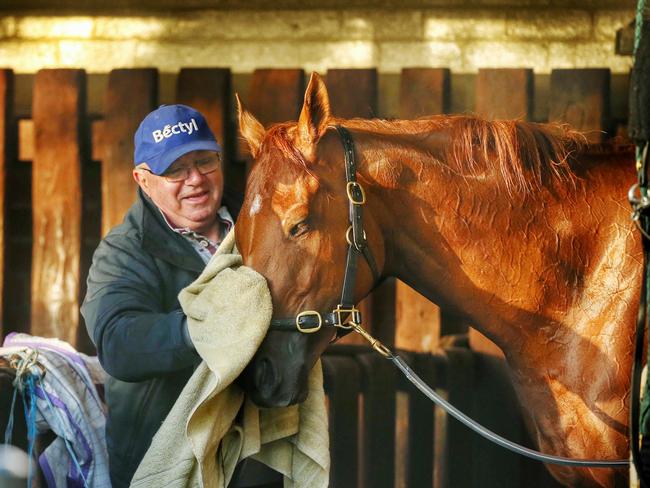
333,304,361,329
296,311,323,333
346,182,366,205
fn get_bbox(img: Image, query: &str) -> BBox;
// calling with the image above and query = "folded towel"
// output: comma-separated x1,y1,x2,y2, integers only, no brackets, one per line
130,229,329,488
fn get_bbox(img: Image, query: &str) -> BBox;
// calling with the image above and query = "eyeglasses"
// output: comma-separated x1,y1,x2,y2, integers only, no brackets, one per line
140,155,221,182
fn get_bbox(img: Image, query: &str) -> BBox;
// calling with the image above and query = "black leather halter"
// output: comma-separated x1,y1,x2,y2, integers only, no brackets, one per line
269,125,380,336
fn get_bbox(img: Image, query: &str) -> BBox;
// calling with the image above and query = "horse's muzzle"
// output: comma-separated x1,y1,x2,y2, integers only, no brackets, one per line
240,354,309,408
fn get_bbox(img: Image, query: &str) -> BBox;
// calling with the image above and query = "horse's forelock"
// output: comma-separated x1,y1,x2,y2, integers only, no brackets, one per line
247,123,318,198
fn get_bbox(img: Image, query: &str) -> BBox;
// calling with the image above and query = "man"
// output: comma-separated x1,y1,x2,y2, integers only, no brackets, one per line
81,104,280,487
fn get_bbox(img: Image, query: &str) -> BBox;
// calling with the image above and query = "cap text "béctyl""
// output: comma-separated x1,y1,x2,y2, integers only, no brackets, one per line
152,118,199,143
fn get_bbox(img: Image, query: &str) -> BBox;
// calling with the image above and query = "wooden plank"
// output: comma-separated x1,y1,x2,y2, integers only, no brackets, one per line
439,347,474,488
18,118,32,161
549,68,611,143
92,120,103,161
326,68,377,119
31,69,85,344
102,69,157,236
177,68,230,150
357,352,396,488
395,281,440,352
399,68,450,118
468,353,524,488
248,69,305,126
4,140,31,338
79,134,102,355
20,119,104,162
371,277,396,346
0,70,13,338
475,68,533,120
241,69,304,167
402,352,437,488
322,355,360,488
176,68,241,192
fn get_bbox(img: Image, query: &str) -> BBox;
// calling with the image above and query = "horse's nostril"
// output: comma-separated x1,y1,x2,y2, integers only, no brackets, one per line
255,358,280,396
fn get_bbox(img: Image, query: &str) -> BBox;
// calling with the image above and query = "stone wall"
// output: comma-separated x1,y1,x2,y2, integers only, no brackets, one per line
0,7,634,74
0,3,636,119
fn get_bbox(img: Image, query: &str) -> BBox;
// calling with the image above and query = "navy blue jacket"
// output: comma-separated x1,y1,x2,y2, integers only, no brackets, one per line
81,188,240,487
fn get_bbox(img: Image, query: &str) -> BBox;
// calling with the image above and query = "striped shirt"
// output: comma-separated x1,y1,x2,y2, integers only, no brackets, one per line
160,206,234,264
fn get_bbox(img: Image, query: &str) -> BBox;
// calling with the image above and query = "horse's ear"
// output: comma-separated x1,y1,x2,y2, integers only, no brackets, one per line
296,72,331,158
236,93,265,159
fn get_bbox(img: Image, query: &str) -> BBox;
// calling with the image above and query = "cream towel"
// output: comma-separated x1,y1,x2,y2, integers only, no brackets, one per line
130,230,330,488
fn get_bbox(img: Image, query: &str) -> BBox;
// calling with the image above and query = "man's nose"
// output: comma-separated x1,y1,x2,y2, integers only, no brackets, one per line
184,165,205,184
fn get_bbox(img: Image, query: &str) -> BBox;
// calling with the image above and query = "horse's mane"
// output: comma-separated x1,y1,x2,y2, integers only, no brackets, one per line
254,115,621,195
344,115,589,194
448,116,587,193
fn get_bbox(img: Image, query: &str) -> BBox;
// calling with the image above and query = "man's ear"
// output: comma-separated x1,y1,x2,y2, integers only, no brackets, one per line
236,94,265,159
296,72,331,160
133,167,151,196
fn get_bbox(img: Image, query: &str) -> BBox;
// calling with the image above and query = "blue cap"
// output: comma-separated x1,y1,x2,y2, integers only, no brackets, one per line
134,104,222,175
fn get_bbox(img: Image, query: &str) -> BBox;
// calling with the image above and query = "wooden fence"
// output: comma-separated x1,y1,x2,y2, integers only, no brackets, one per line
0,66,618,351
0,66,619,487
323,344,563,488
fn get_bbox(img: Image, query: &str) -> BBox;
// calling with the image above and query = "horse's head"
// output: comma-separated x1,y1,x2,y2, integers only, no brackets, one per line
235,72,385,407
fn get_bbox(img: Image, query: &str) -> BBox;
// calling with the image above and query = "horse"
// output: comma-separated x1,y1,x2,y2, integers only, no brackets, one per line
234,72,638,488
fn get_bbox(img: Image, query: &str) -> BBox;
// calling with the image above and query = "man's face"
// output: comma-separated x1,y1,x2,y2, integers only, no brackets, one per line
133,150,224,233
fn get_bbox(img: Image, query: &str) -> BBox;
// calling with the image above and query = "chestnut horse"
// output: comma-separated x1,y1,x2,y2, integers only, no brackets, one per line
235,72,637,488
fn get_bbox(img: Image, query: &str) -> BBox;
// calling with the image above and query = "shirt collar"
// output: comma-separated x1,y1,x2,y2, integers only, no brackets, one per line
159,206,234,246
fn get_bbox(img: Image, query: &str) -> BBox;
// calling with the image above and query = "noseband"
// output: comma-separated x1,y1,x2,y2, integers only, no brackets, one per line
268,125,382,342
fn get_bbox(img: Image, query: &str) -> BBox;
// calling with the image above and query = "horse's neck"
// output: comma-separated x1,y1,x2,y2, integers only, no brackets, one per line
360,142,639,358
356,135,638,469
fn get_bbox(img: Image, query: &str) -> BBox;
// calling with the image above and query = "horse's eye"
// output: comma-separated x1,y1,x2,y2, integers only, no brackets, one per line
289,221,310,238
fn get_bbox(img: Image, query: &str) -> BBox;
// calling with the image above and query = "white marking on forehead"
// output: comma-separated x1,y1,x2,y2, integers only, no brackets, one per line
249,194,262,217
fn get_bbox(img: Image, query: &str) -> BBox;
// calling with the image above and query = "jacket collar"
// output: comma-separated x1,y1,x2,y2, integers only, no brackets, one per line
136,188,207,274
132,188,243,274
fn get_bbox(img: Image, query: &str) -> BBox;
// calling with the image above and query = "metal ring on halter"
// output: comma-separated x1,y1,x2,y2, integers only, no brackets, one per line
629,183,647,208
295,310,323,333
345,226,367,247
346,181,366,205
332,304,360,329
629,184,650,232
